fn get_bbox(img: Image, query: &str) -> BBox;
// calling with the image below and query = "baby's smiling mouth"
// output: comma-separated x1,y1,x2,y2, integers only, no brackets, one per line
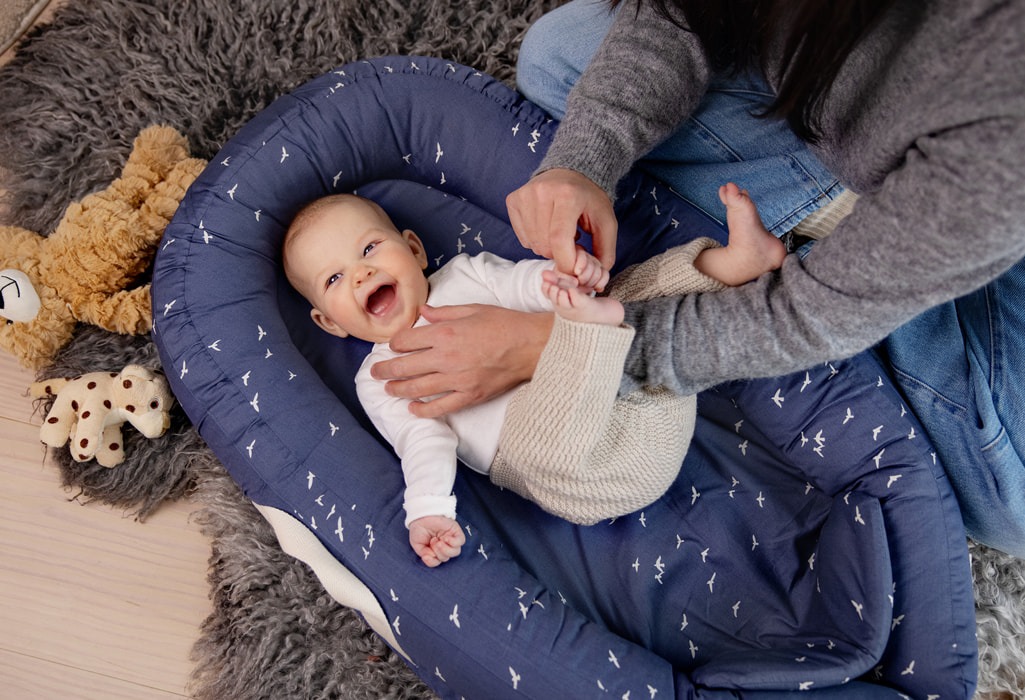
366,284,397,316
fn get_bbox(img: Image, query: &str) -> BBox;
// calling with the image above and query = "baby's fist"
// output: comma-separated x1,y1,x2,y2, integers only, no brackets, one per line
409,515,466,567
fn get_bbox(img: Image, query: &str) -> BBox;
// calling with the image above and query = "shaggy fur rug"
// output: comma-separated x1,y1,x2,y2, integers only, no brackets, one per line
1,1,1023,698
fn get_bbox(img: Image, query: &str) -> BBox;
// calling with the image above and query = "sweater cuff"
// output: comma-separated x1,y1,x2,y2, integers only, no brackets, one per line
403,494,457,528
543,313,635,376
535,116,634,201
606,237,726,303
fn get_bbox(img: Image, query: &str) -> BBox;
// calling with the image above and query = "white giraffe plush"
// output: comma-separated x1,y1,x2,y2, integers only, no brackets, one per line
30,365,174,467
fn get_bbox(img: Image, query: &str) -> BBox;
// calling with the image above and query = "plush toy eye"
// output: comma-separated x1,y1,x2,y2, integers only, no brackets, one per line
150,399,160,410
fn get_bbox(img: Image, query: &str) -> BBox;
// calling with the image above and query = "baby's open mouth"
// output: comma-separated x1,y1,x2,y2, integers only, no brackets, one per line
367,284,396,316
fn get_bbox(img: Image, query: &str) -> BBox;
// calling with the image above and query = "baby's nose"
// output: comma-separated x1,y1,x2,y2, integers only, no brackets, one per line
354,265,374,284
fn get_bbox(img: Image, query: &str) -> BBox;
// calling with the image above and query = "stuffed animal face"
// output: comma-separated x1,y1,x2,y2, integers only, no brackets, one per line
0,269,41,323
113,365,174,437
0,229,78,370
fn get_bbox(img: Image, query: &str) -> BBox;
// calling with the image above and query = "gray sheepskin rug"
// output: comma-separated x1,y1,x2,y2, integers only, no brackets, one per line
1,1,1022,698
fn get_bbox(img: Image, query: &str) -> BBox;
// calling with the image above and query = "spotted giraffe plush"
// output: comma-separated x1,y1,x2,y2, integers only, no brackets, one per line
30,365,174,467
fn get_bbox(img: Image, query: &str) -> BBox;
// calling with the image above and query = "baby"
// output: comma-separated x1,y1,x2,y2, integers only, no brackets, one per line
283,186,782,566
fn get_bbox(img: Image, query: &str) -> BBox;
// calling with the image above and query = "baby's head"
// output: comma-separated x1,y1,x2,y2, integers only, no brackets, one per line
283,194,429,343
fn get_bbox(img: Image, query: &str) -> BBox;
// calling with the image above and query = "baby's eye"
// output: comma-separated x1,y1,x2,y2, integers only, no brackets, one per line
326,272,342,287
363,242,377,256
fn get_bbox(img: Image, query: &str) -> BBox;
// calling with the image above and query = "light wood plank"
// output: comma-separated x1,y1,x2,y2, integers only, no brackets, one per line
0,353,38,426
0,0,66,67
0,649,189,700
0,351,213,697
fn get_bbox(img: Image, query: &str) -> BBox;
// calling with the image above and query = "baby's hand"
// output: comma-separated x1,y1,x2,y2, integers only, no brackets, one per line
570,247,610,293
408,515,466,567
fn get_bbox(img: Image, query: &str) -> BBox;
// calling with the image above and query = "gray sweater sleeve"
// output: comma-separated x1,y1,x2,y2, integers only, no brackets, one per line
622,112,1025,395
532,0,1025,396
536,2,710,199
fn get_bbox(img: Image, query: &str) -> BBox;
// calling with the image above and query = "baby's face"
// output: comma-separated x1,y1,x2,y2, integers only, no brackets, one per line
287,198,429,343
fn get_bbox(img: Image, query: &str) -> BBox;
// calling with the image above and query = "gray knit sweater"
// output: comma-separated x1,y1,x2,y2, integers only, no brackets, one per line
539,0,1025,396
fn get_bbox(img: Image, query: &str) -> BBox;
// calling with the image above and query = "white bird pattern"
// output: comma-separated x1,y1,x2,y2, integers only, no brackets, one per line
161,66,955,698
851,600,865,620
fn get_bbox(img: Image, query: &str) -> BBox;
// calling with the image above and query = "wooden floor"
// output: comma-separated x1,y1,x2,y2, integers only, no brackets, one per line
1,5,214,697
0,353,213,699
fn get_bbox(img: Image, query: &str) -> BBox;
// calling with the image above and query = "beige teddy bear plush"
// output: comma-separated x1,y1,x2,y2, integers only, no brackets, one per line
0,124,207,369
30,365,174,467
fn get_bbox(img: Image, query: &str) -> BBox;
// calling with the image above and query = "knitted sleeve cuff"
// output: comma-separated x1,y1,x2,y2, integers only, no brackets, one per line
606,237,726,303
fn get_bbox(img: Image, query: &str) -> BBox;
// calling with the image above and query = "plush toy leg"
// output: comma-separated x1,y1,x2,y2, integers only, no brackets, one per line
44,395,106,463
79,286,154,335
60,128,206,334
33,378,76,448
94,424,126,467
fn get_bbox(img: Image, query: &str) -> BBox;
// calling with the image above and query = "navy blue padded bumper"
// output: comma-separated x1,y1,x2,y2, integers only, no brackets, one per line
153,56,978,699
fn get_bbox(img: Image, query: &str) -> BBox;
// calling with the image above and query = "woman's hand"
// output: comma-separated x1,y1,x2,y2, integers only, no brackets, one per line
506,168,619,275
370,304,554,418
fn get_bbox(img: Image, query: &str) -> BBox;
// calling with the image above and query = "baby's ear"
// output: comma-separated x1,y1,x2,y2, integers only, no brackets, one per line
402,229,429,270
310,307,349,338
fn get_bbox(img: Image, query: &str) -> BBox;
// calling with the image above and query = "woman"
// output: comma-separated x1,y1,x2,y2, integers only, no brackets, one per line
371,0,1025,557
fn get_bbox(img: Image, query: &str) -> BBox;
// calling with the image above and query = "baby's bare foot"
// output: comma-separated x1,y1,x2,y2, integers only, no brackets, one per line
543,270,624,326
697,183,786,286
720,183,766,238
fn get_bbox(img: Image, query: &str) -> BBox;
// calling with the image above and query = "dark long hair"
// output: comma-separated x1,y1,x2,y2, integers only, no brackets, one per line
610,0,897,142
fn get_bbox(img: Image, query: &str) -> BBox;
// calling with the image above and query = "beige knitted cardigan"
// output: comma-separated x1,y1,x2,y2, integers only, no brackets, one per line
490,237,724,524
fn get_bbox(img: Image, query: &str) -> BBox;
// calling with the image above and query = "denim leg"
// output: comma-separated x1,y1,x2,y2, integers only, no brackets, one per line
882,259,1025,557
516,0,843,235
516,0,617,120
640,78,843,235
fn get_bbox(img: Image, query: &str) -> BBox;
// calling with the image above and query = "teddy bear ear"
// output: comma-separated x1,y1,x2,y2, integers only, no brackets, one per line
0,269,42,323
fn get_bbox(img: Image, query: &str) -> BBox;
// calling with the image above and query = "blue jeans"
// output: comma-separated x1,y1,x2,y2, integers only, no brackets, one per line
519,0,1025,556
881,260,1025,557
516,0,843,235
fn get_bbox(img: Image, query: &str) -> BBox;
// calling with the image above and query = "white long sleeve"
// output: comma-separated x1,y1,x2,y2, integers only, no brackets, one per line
355,253,555,527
